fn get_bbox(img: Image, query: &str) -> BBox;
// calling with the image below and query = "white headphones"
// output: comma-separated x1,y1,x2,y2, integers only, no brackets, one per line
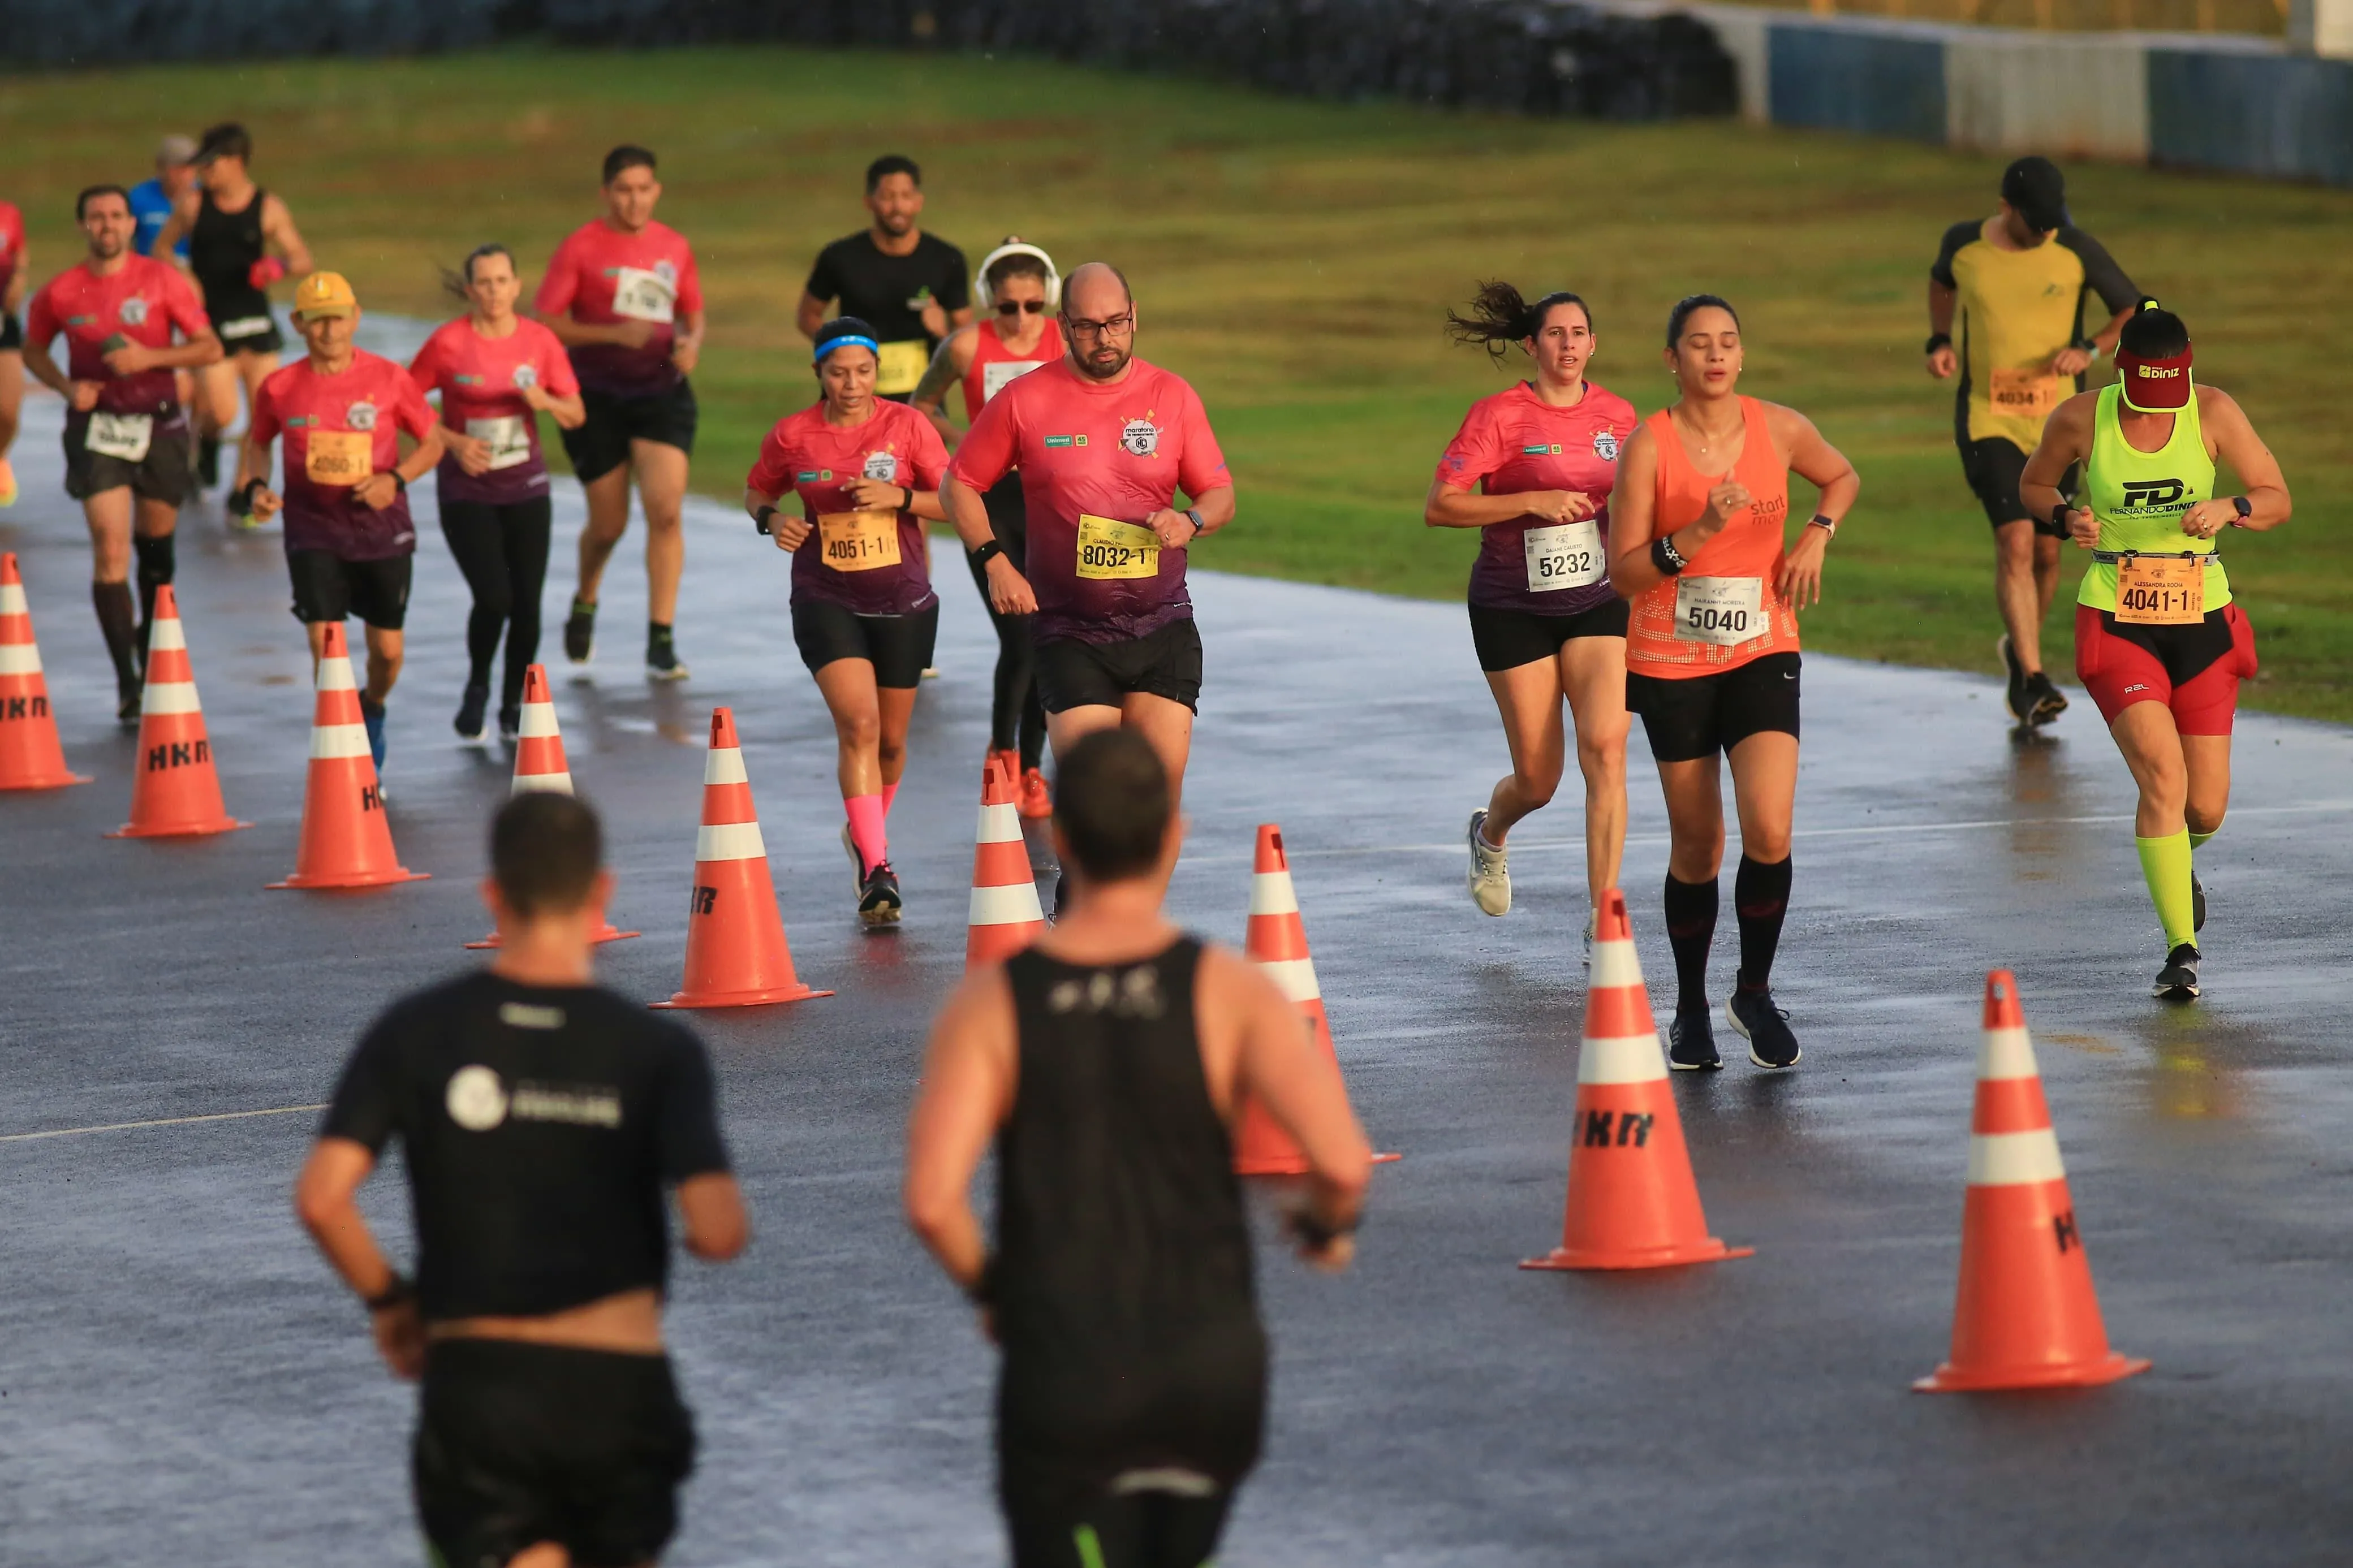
972,239,1061,312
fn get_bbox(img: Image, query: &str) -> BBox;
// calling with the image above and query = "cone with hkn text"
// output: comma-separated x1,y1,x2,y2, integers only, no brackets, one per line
0,554,90,790
267,621,425,889
652,707,830,1008
1522,889,1747,1270
967,753,1046,969
1915,971,2148,1392
467,664,637,948
107,586,245,837
1232,824,1399,1176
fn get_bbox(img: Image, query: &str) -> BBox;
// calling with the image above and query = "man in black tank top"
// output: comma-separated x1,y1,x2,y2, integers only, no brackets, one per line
296,793,747,1568
156,123,311,495
908,729,1372,1568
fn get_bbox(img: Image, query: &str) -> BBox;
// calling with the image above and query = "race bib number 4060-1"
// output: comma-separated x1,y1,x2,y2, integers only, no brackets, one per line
1673,575,1766,647
609,267,676,324
1076,514,1160,581
305,430,374,487
1523,519,1604,593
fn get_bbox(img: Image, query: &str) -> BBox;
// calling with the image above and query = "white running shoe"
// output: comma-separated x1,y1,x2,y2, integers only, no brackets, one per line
1466,809,1511,916
1581,908,1594,970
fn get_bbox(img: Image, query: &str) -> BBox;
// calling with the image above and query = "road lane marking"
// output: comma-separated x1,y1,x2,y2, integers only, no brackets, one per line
0,1104,327,1144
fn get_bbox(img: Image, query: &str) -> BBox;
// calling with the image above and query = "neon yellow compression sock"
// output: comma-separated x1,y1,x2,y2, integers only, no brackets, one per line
2190,830,2216,851
2136,830,2196,949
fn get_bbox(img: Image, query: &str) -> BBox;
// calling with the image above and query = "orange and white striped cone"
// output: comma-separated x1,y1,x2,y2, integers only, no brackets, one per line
0,553,90,791
1522,888,1748,1270
1232,823,1399,1176
1915,971,2149,1392
966,754,1046,969
108,585,247,837
652,706,830,1009
466,663,637,948
266,621,426,890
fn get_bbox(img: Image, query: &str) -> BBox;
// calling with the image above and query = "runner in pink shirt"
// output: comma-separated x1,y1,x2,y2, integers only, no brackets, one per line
0,197,27,508
744,317,951,927
943,263,1234,846
533,145,705,681
411,244,585,744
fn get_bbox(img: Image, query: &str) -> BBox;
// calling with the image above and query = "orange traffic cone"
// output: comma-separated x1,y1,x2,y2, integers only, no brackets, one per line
107,586,246,837
1915,972,2149,1392
466,664,637,948
0,553,90,791
1522,888,1749,1270
1232,824,1399,1176
266,621,426,890
967,753,1046,969
652,707,830,1009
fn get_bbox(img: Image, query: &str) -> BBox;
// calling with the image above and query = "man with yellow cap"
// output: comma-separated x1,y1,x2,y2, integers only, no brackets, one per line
234,271,441,772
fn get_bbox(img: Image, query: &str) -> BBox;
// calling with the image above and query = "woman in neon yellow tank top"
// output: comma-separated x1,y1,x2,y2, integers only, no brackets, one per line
2021,301,2291,1001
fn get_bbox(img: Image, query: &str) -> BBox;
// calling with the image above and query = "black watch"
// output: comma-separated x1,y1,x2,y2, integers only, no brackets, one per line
2051,501,2072,531
363,1273,414,1313
1925,332,1952,356
969,539,1005,568
1184,508,1205,537
753,503,778,536
390,471,407,494
2230,494,2252,526
899,485,915,512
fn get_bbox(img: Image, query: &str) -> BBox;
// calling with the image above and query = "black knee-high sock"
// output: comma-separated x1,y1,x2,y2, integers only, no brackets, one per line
1734,854,1794,994
92,580,138,689
1018,680,1046,771
1662,873,1719,1014
132,533,175,660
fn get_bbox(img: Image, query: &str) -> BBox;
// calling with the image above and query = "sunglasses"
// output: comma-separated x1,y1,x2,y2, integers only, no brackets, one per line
995,299,1048,316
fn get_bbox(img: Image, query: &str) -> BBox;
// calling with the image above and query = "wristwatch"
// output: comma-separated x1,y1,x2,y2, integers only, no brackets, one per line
1807,512,1837,538
969,539,1005,568
390,472,407,494
1924,332,1952,356
1184,508,1205,537
753,503,778,536
2229,495,2252,527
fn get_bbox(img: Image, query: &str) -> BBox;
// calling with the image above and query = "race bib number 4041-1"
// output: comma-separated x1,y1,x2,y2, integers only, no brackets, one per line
1673,575,1766,647
2114,554,2205,626
1523,519,1604,593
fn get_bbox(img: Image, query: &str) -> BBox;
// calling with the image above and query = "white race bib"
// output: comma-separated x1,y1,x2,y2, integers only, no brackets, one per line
1673,576,1766,647
85,412,154,462
982,358,1046,403
1523,519,1604,593
609,266,676,324
466,416,532,471
217,314,273,340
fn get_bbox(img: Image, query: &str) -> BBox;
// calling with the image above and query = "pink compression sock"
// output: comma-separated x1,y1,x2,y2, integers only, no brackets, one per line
881,780,900,817
845,794,887,875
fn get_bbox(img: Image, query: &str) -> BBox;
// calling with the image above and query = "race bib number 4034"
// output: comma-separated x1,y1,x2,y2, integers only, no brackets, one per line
1523,519,1604,593
1673,575,1766,647
1076,514,1160,581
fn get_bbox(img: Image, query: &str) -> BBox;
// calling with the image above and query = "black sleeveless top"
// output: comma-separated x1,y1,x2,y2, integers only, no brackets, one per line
189,188,270,329
994,936,1266,1500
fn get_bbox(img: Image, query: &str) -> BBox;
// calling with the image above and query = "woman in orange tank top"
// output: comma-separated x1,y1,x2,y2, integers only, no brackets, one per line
1608,296,1858,1073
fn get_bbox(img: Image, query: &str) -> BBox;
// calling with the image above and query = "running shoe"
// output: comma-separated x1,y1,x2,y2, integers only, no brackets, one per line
1998,634,2029,723
563,599,596,665
0,457,18,508
454,681,489,744
196,435,220,490
645,625,689,682
1466,809,1511,917
2153,944,2201,1001
921,666,940,680
360,696,387,772
1726,987,1802,1069
858,861,903,927
1667,1004,1721,1071
2191,874,2207,934
1053,869,1068,920
840,821,864,892
497,706,520,745
2024,671,2068,726
116,678,143,727
1018,764,1053,820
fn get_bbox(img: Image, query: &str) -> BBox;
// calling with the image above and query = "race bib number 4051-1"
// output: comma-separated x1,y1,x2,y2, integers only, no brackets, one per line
609,267,676,324
816,510,902,572
1076,514,1160,581
1523,519,1604,593
1673,575,1765,647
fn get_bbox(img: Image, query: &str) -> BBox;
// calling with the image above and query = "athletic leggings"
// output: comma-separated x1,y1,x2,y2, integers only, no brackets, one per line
439,496,553,718
967,475,1046,768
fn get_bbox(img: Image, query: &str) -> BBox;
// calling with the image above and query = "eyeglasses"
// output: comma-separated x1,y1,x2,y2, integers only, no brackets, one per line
1063,312,1135,339
996,299,1048,316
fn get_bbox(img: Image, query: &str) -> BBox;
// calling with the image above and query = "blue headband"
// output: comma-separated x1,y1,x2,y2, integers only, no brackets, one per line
816,334,881,365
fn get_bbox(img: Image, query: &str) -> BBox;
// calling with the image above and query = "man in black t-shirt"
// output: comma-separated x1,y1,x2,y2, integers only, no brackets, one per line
798,154,971,403
295,792,747,1568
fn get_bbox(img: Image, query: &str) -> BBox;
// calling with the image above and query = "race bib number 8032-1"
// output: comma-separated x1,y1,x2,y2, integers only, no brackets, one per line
1076,514,1160,581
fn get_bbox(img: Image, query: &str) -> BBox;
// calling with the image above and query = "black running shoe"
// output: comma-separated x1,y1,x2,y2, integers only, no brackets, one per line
1667,1004,1721,1072
645,624,689,681
1726,987,1802,1069
196,434,220,490
2153,944,2201,1001
454,681,489,744
2191,874,2207,934
563,599,596,665
497,706,520,745
2024,671,2069,726
859,861,903,927
1053,869,1068,921
117,678,143,727
1998,634,2029,722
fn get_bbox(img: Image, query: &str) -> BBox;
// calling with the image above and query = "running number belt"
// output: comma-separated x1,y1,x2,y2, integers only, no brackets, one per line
188,188,272,333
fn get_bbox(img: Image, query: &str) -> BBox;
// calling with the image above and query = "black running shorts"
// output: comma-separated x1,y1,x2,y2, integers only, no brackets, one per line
415,1339,695,1568
790,597,941,688
1033,620,1203,714
0,312,21,352
1628,651,1800,764
213,314,286,357
1002,1483,1238,1568
62,414,192,507
1959,437,2077,535
1467,597,1628,673
560,382,698,484
287,548,412,630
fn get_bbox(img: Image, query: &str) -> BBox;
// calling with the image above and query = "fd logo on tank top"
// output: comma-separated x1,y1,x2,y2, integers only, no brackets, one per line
118,295,150,327
446,1065,509,1131
862,450,899,482
511,362,538,390
346,401,378,432
1120,419,1160,457
1593,429,1619,462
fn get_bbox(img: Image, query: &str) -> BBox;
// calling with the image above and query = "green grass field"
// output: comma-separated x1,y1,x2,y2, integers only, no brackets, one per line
6,46,2349,718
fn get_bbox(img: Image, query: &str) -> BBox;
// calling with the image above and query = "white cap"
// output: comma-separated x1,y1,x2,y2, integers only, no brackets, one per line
973,238,1062,311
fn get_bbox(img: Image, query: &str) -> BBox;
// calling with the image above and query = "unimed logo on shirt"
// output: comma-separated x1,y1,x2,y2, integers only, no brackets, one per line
511,1082,623,1129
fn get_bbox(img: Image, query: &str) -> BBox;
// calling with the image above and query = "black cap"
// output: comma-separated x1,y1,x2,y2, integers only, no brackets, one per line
2001,156,2069,234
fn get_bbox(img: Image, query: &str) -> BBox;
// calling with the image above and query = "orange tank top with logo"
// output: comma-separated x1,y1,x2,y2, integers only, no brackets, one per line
1626,396,1800,676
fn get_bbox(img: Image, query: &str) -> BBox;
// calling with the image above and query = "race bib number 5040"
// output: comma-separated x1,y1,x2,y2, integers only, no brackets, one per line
1673,575,1766,647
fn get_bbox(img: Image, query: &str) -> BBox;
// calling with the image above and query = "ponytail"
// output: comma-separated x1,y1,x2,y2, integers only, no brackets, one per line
1446,281,1593,363
440,242,516,302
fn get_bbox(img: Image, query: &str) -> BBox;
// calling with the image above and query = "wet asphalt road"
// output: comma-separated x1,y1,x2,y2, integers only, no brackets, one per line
3,357,2352,1566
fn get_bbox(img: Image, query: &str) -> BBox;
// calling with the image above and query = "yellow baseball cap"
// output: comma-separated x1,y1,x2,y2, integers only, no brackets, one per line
292,271,358,320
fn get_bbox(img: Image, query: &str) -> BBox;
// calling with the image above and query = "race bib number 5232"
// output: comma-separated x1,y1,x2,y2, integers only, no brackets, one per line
1076,514,1160,581
1673,575,1766,647
1523,519,1604,593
